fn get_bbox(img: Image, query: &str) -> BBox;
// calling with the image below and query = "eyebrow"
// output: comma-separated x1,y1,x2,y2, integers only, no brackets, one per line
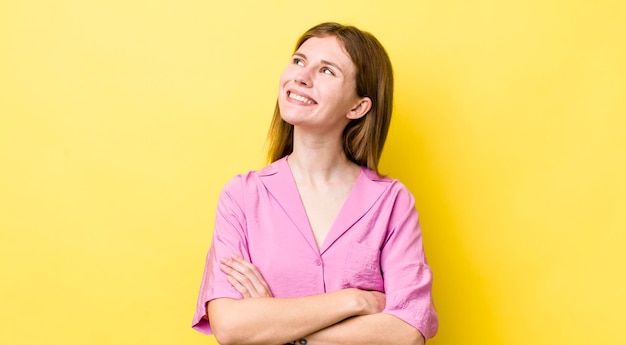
293,52,345,75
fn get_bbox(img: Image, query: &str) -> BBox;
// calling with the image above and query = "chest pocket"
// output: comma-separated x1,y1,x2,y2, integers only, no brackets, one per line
341,241,384,292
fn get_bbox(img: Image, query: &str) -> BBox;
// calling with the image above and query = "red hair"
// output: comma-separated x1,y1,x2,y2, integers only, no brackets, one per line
267,22,394,174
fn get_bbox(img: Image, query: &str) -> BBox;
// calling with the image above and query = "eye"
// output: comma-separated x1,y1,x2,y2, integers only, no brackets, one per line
292,57,305,66
321,67,335,76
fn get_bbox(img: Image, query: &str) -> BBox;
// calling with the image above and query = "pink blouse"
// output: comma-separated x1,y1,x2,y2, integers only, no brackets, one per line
192,157,438,339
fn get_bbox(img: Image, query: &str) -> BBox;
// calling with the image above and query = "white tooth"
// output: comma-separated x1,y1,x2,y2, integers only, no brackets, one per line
290,92,312,103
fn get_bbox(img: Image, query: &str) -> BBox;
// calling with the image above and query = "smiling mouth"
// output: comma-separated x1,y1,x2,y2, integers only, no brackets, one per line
288,91,316,105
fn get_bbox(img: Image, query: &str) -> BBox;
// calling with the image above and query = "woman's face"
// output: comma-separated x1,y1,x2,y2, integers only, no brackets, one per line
278,35,369,133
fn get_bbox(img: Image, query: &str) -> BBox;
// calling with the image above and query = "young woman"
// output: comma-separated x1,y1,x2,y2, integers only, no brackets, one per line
192,22,438,345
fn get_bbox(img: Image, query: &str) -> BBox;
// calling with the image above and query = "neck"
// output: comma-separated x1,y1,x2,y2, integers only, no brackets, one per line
287,129,359,185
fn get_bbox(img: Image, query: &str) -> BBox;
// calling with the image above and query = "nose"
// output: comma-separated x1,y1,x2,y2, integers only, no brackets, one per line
294,68,313,87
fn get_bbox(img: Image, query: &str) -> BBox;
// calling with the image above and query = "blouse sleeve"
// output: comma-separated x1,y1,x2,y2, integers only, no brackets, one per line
192,177,249,335
380,184,439,340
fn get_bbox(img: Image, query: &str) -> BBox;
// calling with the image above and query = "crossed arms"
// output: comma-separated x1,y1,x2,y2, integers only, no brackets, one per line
207,255,425,345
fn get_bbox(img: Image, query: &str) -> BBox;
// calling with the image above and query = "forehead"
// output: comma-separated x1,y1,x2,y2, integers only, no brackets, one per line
296,36,355,73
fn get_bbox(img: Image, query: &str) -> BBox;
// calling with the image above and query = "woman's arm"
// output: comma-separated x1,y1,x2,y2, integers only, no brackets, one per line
208,288,385,345
214,255,420,345
304,313,424,345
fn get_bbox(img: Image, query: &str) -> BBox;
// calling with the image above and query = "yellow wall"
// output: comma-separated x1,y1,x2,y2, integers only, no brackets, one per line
1,1,624,344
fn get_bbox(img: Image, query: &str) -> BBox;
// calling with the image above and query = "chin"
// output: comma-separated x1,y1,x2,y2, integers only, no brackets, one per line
278,104,301,126
279,112,301,126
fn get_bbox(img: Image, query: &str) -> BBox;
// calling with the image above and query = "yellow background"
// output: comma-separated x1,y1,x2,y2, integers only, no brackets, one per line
1,0,624,344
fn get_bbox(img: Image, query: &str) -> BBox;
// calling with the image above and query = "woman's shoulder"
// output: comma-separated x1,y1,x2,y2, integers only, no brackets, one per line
221,158,286,193
360,166,409,190
359,166,417,206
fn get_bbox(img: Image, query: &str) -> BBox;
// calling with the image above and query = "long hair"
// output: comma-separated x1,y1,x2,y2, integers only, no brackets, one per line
267,22,394,174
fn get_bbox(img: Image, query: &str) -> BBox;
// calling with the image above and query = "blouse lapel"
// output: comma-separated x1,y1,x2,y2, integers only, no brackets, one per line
258,157,392,256
258,157,319,254
319,168,390,254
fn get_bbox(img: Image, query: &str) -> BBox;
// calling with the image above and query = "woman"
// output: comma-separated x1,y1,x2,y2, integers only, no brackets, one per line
192,22,438,344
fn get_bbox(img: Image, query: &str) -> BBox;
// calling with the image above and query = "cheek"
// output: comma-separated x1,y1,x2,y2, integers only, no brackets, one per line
278,72,288,87
278,66,296,87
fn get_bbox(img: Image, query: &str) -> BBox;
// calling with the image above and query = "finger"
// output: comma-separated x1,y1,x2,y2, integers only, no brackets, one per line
226,275,251,298
231,255,273,297
220,256,273,298
370,291,386,311
231,255,265,282
222,264,258,297
228,256,272,297
220,259,268,297
230,261,268,293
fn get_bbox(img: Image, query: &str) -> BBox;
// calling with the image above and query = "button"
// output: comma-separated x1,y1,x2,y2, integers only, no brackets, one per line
314,259,322,266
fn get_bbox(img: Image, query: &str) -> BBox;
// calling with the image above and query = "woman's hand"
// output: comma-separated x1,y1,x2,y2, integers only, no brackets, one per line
220,254,273,298
357,290,386,315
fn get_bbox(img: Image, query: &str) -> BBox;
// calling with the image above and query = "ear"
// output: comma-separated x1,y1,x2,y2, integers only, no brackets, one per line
346,97,372,120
